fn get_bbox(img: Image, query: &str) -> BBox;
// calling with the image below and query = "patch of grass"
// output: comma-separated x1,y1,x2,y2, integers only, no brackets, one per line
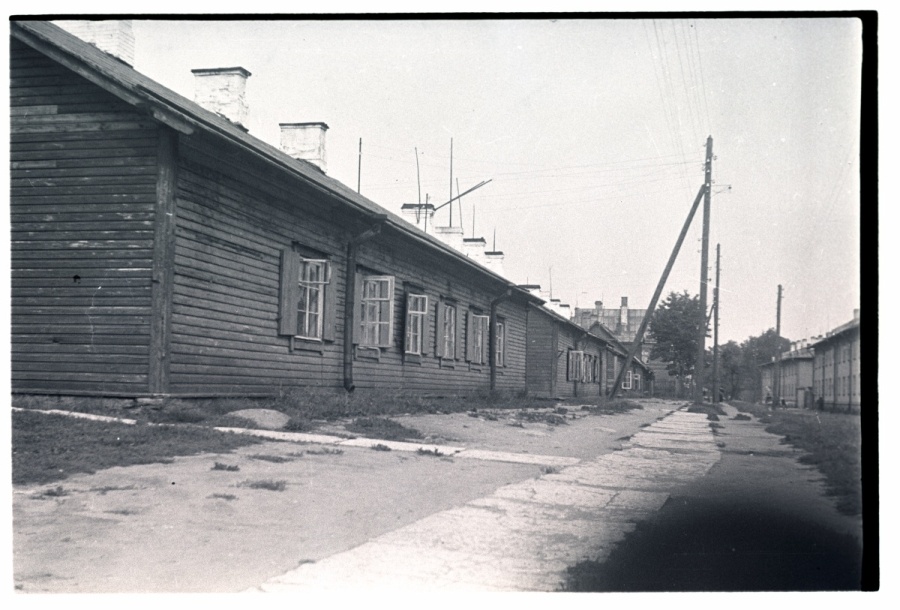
687,403,727,419
212,462,240,472
416,447,444,457
578,399,644,415
371,443,392,451
304,447,344,455
732,413,752,421
346,417,423,441
209,493,238,501
105,508,139,516
90,485,137,495
247,454,293,463
34,486,68,499
516,410,569,426
12,410,262,486
733,401,862,516
240,479,287,491
541,465,561,475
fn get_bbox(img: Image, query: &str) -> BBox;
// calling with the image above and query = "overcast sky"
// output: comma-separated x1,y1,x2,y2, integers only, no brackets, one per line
128,16,862,345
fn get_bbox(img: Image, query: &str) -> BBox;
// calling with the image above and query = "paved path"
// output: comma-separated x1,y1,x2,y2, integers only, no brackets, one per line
254,408,720,592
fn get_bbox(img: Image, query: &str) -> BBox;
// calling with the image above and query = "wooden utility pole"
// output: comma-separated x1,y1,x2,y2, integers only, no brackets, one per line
609,184,707,400
694,136,713,404
449,138,454,226
712,243,721,403
774,284,783,406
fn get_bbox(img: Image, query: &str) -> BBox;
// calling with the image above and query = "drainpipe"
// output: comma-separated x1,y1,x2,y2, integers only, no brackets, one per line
489,289,513,392
343,215,387,392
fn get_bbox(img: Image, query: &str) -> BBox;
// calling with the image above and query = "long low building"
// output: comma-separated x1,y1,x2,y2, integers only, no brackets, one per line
10,20,650,403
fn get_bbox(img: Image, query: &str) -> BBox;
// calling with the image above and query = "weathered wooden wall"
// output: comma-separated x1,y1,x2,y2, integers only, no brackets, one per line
10,38,159,395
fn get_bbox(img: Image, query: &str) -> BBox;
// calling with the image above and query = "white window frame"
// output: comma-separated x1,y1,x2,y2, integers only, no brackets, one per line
472,314,490,365
622,369,633,390
296,259,329,340
568,350,584,381
405,293,428,355
634,373,641,391
359,275,395,347
442,302,457,358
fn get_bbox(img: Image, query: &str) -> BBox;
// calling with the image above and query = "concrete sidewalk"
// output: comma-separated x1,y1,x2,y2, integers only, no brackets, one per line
253,408,720,592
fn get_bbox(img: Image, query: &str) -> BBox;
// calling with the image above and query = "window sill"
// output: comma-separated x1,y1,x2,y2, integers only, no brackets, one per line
439,358,456,369
355,346,382,361
468,363,484,372
290,337,324,354
404,353,423,365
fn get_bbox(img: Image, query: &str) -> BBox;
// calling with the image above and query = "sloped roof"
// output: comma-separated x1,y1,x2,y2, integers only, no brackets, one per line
11,19,540,305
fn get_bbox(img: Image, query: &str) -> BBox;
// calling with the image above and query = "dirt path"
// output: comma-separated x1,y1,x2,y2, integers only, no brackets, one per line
563,404,865,591
13,399,676,593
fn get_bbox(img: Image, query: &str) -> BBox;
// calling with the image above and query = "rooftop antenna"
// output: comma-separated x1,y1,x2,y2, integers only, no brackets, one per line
415,147,422,204
424,193,430,234
449,138,454,227
357,138,362,194
492,228,497,251
456,178,464,235
549,267,553,299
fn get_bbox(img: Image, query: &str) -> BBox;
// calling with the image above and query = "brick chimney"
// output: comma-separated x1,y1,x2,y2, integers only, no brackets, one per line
280,122,329,173
192,67,252,129
434,225,465,253
483,249,505,278
54,20,135,66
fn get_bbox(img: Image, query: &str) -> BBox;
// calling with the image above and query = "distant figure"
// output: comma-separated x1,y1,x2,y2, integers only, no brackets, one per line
781,398,786,407
817,396,825,411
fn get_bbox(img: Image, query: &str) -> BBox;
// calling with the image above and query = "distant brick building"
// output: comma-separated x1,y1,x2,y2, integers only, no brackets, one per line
759,344,814,407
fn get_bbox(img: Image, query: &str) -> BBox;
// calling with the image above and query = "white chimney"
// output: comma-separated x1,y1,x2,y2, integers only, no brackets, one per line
280,122,329,173
401,203,435,232
483,249,505,277
54,20,135,66
192,67,251,129
434,225,465,254
462,237,487,264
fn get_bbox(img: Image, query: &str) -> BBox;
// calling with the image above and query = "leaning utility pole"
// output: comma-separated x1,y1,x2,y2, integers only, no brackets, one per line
774,284,783,406
609,184,707,400
694,136,713,404
712,243,721,403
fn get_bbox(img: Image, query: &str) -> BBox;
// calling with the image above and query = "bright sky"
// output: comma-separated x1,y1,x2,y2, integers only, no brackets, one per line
128,17,862,345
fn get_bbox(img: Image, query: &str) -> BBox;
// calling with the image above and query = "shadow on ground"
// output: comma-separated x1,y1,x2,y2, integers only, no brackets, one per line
563,494,863,591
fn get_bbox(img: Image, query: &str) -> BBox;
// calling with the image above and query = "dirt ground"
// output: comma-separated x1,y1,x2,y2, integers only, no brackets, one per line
12,399,676,593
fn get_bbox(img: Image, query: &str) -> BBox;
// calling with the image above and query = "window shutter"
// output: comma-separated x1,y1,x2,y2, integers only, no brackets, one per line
323,262,336,342
566,350,572,381
465,310,474,362
352,270,362,345
278,249,300,336
456,307,465,361
500,321,507,367
435,300,444,358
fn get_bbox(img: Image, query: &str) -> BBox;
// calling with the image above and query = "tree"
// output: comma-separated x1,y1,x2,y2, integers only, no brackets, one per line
718,340,743,400
648,291,708,396
739,329,791,402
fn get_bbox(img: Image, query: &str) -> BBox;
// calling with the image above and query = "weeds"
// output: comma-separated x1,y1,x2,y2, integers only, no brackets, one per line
578,399,643,415
346,417,423,441
212,462,240,472
541,465,561,475
90,485,137,495
732,413,752,421
209,493,238,501
371,443,392,452
35,486,68,499
416,447,444,457
240,479,287,492
247,454,293,463
304,448,343,455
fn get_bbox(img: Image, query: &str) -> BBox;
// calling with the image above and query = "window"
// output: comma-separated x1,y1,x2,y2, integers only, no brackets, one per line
583,354,593,383
279,248,335,342
568,350,584,381
495,318,506,367
468,313,489,365
359,275,395,347
405,293,428,355
622,369,633,390
634,373,641,391
436,301,457,359
297,259,328,339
